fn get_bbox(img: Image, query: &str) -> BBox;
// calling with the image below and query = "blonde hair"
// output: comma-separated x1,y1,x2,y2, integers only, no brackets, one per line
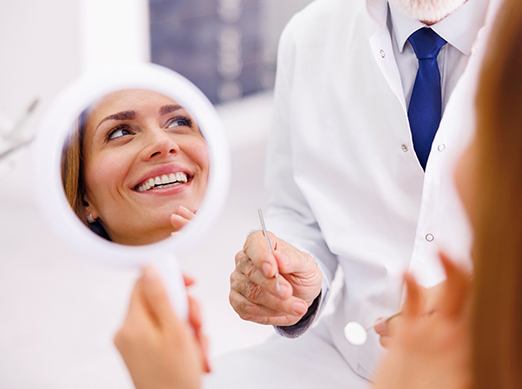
472,0,522,387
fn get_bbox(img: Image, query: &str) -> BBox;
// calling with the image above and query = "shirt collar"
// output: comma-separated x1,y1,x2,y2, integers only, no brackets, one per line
388,0,489,56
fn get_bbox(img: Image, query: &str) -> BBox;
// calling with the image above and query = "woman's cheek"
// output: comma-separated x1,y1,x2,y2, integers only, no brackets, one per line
182,137,209,174
86,150,131,198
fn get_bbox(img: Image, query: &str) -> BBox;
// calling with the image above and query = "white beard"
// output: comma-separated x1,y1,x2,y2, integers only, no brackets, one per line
388,0,467,23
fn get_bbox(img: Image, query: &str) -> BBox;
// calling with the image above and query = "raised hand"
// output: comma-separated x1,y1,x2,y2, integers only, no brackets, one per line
229,231,323,326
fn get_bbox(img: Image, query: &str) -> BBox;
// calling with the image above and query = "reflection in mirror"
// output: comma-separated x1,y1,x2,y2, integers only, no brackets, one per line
61,88,209,246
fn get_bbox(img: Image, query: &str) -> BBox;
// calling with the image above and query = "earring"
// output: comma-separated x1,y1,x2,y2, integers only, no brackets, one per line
87,213,96,224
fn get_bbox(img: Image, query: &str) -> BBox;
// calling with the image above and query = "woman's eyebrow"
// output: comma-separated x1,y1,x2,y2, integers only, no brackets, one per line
96,110,136,130
159,104,182,115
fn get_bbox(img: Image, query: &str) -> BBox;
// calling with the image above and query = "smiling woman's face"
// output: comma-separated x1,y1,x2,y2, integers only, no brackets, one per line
81,89,209,245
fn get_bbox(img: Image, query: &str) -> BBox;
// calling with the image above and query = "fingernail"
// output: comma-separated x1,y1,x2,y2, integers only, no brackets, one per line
374,319,387,334
292,302,306,316
262,262,272,277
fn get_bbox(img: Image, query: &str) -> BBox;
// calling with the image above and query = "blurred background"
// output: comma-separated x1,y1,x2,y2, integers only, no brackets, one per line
0,0,312,388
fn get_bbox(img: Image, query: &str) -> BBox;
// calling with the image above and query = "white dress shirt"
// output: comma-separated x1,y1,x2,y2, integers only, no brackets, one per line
389,0,489,108
262,0,497,380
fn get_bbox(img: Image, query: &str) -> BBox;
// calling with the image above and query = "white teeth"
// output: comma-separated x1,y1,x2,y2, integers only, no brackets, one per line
176,172,188,183
136,172,190,192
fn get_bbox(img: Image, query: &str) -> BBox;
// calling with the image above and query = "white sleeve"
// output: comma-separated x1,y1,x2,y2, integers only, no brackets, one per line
264,21,339,335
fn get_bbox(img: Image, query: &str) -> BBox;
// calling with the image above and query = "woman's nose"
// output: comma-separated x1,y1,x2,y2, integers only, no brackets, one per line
140,131,180,161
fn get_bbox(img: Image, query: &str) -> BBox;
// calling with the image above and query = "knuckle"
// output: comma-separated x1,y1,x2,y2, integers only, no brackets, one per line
234,250,245,266
244,230,264,251
245,282,264,301
236,302,252,319
257,315,271,325
113,325,134,349
229,271,238,286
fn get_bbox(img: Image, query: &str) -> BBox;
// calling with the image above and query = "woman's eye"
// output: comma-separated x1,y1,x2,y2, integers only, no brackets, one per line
166,116,192,129
108,126,133,141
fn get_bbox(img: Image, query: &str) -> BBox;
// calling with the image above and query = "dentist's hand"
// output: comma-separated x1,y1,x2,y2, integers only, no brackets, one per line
229,231,322,326
114,267,210,389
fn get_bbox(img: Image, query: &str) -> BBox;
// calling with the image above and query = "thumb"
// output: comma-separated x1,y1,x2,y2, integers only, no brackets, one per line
141,266,181,328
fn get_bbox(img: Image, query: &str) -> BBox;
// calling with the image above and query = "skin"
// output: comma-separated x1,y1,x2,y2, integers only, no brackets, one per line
114,268,210,389
82,89,208,245
230,231,322,326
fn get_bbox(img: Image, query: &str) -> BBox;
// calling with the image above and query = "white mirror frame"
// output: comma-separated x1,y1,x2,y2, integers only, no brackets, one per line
33,64,230,316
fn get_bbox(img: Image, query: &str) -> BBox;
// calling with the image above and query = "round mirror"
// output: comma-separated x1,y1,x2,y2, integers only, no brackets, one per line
33,64,230,317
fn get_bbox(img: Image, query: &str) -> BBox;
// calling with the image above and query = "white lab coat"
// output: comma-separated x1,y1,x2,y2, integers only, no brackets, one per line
264,0,500,380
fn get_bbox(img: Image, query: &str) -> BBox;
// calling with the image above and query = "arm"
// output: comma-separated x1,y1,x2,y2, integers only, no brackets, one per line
228,19,338,336
264,21,339,335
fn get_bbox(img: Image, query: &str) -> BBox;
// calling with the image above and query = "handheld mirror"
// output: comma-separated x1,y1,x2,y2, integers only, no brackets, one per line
33,64,230,318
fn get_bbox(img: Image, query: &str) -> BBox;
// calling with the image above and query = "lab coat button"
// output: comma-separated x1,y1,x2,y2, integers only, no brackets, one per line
425,233,435,242
437,144,446,152
380,49,386,58
401,144,408,152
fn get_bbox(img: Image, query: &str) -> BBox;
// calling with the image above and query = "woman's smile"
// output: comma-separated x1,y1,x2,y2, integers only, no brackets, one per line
78,88,209,245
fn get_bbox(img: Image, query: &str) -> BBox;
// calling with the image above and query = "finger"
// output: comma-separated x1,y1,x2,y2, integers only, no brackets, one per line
201,333,212,373
113,275,152,351
403,273,423,318
187,295,210,372
374,317,390,337
187,294,203,333
374,313,402,338
243,231,278,278
379,335,392,349
183,274,196,288
170,213,190,232
230,272,307,316
274,247,315,275
141,266,180,328
235,253,293,299
229,289,305,326
121,273,150,325
175,205,196,220
439,252,471,318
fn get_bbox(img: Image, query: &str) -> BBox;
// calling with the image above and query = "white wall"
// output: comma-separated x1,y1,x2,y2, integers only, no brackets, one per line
0,1,81,123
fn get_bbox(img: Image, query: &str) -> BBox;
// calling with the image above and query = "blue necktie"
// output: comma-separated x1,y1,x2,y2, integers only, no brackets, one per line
407,28,447,170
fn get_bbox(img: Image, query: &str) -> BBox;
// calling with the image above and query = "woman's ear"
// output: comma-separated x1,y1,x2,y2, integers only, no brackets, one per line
83,196,99,223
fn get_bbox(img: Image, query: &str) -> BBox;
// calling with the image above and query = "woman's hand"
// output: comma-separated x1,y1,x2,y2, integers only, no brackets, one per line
114,267,210,389
373,253,472,389
170,205,197,233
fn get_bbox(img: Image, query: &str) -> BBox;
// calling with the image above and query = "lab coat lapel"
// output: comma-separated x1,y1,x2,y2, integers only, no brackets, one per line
366,0,407,114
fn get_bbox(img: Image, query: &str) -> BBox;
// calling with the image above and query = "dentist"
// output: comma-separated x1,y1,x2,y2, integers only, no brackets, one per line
210,0,497,387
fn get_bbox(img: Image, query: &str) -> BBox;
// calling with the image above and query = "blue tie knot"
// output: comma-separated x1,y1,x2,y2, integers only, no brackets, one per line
408,28,447,60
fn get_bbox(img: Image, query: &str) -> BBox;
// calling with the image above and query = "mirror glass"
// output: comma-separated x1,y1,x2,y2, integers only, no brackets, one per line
60,88,209,246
